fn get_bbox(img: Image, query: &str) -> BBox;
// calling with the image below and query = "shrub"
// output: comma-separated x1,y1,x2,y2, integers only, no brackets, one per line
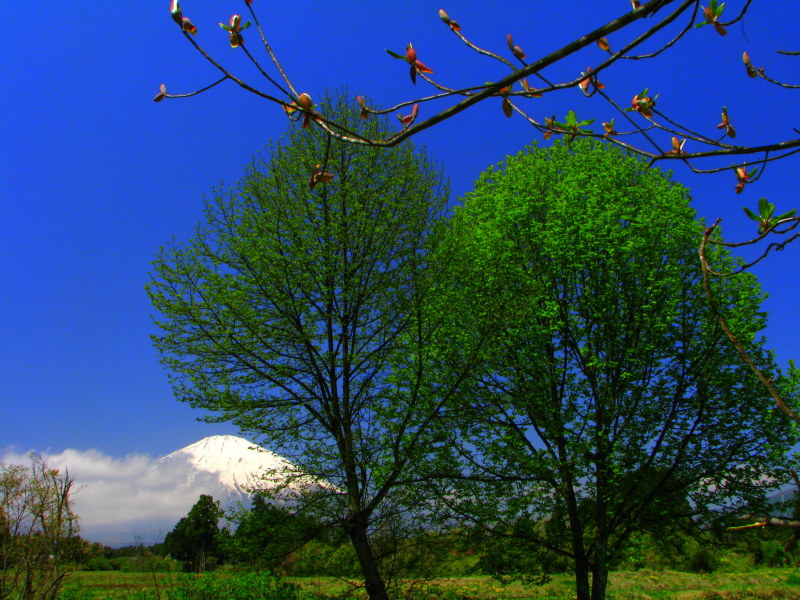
758,540,789,567
84,556,114,571
111,555,181,573
163,572,306,600
685,544,721,573
716,549,755,573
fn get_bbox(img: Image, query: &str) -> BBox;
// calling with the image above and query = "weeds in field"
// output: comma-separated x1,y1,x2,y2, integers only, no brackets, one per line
58,572,307,600
698,590,800,600
55,568,800,600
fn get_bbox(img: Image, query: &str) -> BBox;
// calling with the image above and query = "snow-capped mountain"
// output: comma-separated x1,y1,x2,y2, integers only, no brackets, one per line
157,435,301,505
41,435,318,547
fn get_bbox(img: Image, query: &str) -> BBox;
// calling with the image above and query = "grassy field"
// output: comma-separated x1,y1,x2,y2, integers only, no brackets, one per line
54,568,800,600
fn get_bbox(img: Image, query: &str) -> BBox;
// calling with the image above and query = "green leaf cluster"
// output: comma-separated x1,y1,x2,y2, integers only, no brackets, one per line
148,89,473,600
744,197,797,233
436,138,797,600
148,103,798,600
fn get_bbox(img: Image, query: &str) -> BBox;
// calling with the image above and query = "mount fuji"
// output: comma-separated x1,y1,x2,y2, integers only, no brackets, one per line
65,435,312,546
157,435,302,506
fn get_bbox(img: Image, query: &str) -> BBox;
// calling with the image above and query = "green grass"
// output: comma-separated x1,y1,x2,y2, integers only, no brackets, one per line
56,571,306,600
54,568,800,600
375,570,800,600
57,571,178,598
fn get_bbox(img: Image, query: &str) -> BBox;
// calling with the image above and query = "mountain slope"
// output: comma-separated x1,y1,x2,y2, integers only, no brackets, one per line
158,434,297,501
158,435,292,495
72,435,309,546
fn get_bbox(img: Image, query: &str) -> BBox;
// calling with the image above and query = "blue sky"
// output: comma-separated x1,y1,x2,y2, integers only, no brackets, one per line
2,1,799,460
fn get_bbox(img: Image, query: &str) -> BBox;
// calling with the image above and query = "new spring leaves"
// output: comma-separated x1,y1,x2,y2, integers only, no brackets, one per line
169,0,196,35
385,43,433,86
219,14,252,49
154,1,795,217
169,0,252,44
696,0,728,36
744,197,797,234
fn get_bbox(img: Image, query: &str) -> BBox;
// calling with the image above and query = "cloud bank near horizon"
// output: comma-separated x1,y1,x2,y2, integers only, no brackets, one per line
0,447,223,547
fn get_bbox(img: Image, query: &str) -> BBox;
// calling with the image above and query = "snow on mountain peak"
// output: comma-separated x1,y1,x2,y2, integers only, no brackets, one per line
158,435,298,497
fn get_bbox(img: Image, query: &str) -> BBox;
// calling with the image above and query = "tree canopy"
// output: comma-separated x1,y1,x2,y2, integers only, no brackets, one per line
227,494,321,570
432,139,797,600
148,90,486,600
154,1,800,427
163,494,225,572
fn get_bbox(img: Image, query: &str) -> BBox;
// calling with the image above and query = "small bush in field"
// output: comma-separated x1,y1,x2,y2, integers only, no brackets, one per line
786,569,800,586
685,543,721,573
717,550,755,573
85,556,115,571
115,572,307,600
759,541,789,567
169,572,306,600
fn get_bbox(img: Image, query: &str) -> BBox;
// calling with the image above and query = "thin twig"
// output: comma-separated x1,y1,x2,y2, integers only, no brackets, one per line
699,221,800,425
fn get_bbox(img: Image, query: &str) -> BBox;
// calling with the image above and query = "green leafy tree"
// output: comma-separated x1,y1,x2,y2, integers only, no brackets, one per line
156,2,800,424
228,494,321,570
148,91,483,600
163,494,224,572
435,139,796,600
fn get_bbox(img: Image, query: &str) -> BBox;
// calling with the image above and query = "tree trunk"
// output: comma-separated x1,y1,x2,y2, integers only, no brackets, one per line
344,513,389,600
591,564,610,600
588,529,611,600
573,559,591,600
591,465,610,600
562,471,591,600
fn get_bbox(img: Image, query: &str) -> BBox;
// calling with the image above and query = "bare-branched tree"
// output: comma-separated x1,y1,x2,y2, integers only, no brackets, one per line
0,456,78,600
155,1,798,193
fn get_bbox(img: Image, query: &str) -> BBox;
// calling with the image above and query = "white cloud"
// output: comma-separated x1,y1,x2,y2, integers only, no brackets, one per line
0,448,224,547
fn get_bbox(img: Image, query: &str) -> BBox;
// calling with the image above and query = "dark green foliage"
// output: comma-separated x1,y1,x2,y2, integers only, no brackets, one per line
148,89,472,600
158,572,306,600
436,138,797,600
163,495,225,572
478,529,569,582
286,539,361,577
57,572,308,600
84,556,114,571
383,531,478,579
110,555,182,573
227,495,323,571
684,541,722,573
758,540,789,567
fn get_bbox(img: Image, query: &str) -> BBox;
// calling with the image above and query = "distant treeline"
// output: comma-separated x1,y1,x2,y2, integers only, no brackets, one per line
72,494,794,577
